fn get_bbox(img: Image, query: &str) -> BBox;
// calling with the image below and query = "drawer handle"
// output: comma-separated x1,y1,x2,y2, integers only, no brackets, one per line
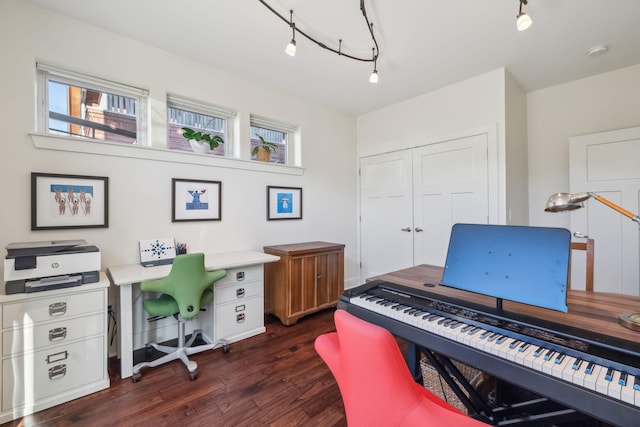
235,304,246,313
236,287,245,298
49,327,67,342
48,364,67,380
46,350,68,364
236,313,245,323
235,271,245,281
49,302,67,316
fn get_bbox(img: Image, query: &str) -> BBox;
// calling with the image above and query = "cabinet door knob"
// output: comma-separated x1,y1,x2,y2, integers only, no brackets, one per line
415,227,423,232
401,227,411,232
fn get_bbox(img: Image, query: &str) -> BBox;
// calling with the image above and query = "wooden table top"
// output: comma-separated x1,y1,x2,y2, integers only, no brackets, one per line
370,264,640,345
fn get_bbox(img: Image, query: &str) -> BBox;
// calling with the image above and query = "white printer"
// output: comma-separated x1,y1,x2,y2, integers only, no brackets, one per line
4,239,101,294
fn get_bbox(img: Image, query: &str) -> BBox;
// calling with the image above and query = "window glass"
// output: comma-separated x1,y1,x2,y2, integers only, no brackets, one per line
250,115,297,165
37,63,146,144
167,106,226,156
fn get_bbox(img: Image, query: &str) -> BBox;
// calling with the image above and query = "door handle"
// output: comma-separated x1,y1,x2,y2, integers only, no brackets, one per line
415,227,423,232
400,227,411,232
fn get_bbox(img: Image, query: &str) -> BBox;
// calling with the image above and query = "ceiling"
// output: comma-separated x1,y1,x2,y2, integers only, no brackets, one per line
25,0,640,115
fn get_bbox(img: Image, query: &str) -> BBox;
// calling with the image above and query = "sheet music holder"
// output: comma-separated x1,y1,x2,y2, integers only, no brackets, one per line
441,223,571,312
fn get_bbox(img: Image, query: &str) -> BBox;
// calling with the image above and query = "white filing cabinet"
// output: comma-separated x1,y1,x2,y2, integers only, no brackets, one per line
0,276,109,423
214,265,266,342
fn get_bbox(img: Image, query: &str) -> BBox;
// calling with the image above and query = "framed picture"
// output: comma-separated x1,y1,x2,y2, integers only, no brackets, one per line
172,178,221,222
267,186,302,220
31,172,109,230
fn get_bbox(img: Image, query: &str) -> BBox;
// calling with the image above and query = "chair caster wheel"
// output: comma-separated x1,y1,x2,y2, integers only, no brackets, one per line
189,371,197,381
222,344,229,353
132,372,141,382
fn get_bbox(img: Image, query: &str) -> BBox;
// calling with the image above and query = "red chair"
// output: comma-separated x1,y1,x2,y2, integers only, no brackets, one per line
315,309,489,426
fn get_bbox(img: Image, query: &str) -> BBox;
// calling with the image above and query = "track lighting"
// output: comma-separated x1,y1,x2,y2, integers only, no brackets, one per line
284,10,296,56
259,0,380,83
516,0,532,31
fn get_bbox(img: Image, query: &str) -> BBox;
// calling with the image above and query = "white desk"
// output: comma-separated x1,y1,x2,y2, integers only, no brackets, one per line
107,251,279,379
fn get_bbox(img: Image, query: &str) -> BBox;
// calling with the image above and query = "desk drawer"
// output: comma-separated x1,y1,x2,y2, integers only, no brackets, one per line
215,280,262,305
215,265,262,287
2,335,105,411
2,313,104,357
2,289,105,328
215,296,263,340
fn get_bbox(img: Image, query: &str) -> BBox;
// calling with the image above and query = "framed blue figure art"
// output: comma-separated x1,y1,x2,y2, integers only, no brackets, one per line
172,178,221,222
267,186,302,220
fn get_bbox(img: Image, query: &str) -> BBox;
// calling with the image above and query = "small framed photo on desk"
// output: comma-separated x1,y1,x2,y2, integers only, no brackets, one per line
172,178,221,222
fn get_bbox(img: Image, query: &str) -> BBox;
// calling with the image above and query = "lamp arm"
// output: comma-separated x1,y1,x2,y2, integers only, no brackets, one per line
589,193,640,224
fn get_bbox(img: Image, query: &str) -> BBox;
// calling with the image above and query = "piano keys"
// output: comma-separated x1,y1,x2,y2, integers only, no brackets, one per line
340,278,640,426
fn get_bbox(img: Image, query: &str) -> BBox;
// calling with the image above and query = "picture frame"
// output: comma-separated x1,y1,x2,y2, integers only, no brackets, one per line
31,172,109,230
172,178,221,222
267,185,302,220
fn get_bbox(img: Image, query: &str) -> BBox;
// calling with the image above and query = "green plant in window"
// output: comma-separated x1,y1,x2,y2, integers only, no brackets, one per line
181,127,224,150
252,136,279,160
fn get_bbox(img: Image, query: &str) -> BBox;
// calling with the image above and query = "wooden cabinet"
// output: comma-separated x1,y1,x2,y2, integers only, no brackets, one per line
0,276,110,423
264,242,344,325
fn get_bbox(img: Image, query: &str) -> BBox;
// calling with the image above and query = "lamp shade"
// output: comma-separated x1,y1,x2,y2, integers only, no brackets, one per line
285,39,296,56
544,193,584,212
516,13,532,31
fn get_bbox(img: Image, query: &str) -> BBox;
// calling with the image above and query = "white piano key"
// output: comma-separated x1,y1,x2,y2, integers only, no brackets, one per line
584,364,603,391
514,343,536,366
607,370,622,400
561,356,579,383
552,354,574,379
620,373,636,405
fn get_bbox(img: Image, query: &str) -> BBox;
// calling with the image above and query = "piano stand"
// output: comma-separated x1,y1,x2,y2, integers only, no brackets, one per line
411,345,597,426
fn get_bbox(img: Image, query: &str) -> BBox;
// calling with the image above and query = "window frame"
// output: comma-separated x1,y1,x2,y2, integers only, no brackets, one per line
36,63,149,145
166,94,235,157
250,114,299,166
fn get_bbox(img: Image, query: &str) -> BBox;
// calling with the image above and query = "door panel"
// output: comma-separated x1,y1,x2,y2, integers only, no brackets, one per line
413,134,489,266
570,126,640,295
360,151,413,279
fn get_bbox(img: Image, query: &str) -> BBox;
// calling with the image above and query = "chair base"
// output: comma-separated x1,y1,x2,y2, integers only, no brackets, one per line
132,324,228,382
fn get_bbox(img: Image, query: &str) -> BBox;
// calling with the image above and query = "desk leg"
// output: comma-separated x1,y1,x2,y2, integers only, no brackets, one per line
119,283,133,379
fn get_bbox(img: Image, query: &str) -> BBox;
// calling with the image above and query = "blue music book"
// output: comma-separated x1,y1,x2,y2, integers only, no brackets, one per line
441,223,571,312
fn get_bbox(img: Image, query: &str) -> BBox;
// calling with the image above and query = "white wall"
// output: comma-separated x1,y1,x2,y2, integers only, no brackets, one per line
527,64,640,229
0,1,359,286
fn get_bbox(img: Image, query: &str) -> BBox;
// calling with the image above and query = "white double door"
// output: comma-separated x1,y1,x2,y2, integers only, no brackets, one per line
569,126,640,295
360,133,489,280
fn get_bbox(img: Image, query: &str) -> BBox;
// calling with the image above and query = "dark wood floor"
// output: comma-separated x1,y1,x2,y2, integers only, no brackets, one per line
1,309,346,427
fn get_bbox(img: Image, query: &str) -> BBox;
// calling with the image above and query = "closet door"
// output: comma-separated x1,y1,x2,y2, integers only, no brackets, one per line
413,134,489,266
570,126,640,295
360,150,413,280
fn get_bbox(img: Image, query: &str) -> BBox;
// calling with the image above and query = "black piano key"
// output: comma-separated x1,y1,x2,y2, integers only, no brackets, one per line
544,350,556,361
412,310,426,317
635,376,640,391
572,358,583,370
427,314,440,321
519,343,530,352
510,339,522,349
619,372,628,386
555,353,565,364
605,367,614,382
468,327,481,336
495,335,508,344
534,346,545,357
585,361,595,375
461,324,473,333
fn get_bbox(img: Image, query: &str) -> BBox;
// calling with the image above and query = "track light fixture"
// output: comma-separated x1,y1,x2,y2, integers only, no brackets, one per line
259,0,380,83
516,0,532,31
285,10,296,56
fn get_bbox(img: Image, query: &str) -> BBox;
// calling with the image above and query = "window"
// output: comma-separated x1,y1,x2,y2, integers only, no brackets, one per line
37,63,148,144
167,95,234,157
250,115,297,165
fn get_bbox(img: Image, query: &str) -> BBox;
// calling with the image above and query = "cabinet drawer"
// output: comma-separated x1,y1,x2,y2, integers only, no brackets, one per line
215,296,263,340
2,290,105,328
2,335,105,411
215,279,262,305
215,265,262,287
2,313,104,357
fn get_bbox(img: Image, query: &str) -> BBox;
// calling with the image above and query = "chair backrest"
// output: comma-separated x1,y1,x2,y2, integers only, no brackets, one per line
569,239,594,292
141,253,226,319
314,309,488,426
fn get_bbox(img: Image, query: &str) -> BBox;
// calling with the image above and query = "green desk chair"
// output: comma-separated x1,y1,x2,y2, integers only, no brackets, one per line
131,253,227,382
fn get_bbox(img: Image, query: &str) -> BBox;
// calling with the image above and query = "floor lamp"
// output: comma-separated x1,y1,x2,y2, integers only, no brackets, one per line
544,192,640,331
